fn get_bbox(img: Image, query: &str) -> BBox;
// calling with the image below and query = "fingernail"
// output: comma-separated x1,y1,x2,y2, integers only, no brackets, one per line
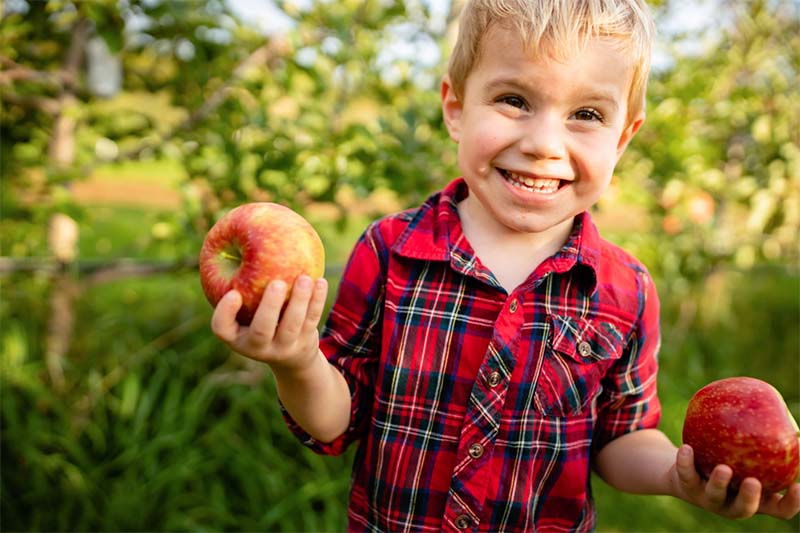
224,290,240,302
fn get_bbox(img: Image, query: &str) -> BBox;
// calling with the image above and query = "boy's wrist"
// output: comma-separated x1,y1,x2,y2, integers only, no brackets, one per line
269,348,329,384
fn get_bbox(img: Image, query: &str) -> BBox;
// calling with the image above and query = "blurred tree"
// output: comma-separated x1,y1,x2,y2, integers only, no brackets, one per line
1,0,264,222
4,0,795,276
613,0,799,289
175,0,457,242
1,0,457,257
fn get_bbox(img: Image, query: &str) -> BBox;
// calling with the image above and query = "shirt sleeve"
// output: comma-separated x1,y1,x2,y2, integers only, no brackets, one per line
281,221,387,455
592,267,662,452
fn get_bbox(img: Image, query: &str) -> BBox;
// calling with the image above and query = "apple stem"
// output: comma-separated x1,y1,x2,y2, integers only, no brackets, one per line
220,251,241,262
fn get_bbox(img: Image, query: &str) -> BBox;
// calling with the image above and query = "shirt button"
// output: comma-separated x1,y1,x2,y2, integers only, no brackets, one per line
455,514,472,529
508,299,518,313
487,371,502,388
578,341,593,357
468,443,484,459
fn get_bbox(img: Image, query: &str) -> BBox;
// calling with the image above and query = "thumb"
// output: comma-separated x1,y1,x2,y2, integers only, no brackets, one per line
211,290,243,343
676,444,702,489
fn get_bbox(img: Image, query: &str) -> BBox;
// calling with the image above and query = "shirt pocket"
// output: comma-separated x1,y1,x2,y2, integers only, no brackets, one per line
532,314,626,417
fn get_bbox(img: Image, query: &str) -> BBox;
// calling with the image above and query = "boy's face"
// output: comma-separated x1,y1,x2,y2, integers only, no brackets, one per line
442,26,644,236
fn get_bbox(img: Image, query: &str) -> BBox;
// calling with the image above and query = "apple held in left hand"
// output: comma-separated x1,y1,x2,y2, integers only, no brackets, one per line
682,376,800,493
199,202,325,325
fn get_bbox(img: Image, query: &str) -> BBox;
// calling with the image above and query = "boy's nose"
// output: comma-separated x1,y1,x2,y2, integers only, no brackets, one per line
518,113,566,160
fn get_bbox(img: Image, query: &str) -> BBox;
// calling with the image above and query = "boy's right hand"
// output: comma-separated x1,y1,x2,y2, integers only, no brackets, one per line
211,275,329,373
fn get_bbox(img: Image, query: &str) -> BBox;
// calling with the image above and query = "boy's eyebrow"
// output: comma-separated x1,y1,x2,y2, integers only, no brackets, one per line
579,92,620,112
483,77,532,94
484,77,621,111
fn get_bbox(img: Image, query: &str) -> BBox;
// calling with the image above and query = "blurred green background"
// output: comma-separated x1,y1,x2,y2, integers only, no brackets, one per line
1,0,798,531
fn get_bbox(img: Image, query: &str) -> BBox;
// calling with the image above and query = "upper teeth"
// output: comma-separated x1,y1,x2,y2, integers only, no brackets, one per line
504,170,561,193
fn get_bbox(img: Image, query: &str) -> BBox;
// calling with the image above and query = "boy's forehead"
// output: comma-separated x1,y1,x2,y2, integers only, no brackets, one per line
471,24,635,98
465,24,633,99
482,20,636,65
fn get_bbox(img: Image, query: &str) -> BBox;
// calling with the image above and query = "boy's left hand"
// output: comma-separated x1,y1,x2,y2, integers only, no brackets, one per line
674,444,800,520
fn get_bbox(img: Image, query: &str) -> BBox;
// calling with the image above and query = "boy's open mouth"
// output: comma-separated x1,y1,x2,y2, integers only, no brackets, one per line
498,168,563,194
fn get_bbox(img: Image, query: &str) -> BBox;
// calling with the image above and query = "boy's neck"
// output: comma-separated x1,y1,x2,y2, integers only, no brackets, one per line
456,195,575,293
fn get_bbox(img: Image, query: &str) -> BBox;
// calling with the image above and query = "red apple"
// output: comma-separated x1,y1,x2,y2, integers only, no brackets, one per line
682,376,800,493
199,202,325,325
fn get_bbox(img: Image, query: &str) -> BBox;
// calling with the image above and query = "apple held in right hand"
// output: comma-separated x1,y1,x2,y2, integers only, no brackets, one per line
682,376,800,493
199,202,325,325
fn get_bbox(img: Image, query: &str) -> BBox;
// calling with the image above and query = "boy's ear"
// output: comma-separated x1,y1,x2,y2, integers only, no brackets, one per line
616,112,645,160
441,75,463,143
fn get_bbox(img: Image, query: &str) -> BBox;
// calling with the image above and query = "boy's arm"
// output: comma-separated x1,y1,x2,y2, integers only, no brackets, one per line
594,428,800,520
592,267,799,520
271,349,351,444
211,276,351,443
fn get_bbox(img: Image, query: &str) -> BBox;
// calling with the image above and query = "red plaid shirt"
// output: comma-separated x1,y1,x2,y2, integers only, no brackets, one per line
284,179,661,532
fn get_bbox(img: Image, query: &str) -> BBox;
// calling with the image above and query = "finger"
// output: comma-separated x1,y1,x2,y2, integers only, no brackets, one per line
763,483,800,520
248,280,289,344
676,445,702,491
727,477,761,518
274,275,315,342
705,464,734,508
211,290,243,343
777,483,800,519
760,491,783,517
300,277,329,337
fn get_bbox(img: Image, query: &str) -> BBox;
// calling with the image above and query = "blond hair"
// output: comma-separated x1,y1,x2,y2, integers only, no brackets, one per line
447,0,656,125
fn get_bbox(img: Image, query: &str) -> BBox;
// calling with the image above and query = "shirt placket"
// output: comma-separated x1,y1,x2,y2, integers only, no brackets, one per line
442,293,524,532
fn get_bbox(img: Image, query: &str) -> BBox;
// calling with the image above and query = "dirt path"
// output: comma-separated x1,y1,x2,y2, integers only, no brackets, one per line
70,177,181,210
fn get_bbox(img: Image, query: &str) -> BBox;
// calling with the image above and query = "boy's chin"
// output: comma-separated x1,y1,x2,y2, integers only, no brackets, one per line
498,212,577,236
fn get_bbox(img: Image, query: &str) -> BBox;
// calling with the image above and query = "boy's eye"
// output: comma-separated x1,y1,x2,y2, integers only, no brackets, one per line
573,108,603,122
499,95,527,109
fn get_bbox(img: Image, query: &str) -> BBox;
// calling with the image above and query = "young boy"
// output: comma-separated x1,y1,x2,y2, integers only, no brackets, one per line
212,0,800,530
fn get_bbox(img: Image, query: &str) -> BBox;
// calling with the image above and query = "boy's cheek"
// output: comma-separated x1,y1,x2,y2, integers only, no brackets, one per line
457,142,494,177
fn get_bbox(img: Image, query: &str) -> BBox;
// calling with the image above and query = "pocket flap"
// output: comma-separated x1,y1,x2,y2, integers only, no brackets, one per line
547,314,625,362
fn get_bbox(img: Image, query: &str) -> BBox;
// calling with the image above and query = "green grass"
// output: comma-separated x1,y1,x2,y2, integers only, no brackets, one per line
1,271,353,532
77,205,186,260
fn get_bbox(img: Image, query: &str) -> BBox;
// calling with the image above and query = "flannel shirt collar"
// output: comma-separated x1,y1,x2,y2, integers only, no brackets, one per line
392,178,600,293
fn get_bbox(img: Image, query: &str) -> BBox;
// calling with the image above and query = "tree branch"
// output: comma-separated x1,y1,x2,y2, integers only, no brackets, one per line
0,67,71,87
0,91,61,114
83,257,199,286
78,32,316,174
48,17,92,168
98,37,284,168
0,257,199,282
